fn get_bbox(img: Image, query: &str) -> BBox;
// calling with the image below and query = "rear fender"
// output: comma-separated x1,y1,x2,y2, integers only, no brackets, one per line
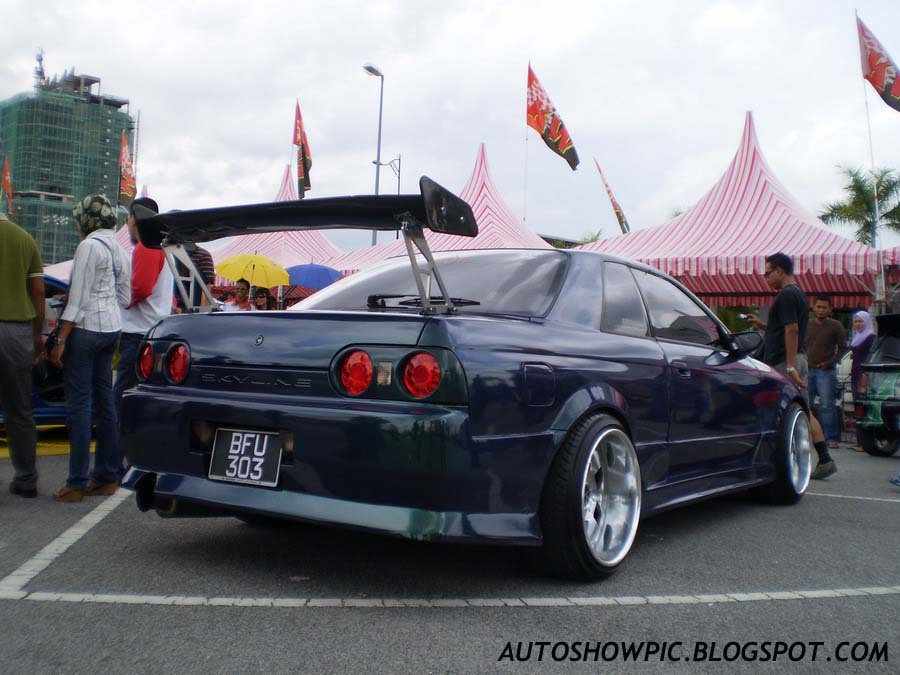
550,383,632,439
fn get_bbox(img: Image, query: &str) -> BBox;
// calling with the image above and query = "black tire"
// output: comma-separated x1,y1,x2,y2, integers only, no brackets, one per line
860,426,900,457
755,402,812,504
536,414,642,580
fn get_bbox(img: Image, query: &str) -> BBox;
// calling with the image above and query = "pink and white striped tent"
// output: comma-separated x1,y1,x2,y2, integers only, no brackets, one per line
882,245,900,266
323,143,550,274
579,112,881,308
211,164,342,269
42,167,322,284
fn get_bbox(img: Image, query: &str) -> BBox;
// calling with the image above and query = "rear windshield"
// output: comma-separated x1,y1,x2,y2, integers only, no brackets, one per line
299,249,569,316
869,335,900,363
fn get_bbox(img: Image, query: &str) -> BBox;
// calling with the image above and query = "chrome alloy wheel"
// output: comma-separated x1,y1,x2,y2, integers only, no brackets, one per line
579,428,642,567
787,409,813,494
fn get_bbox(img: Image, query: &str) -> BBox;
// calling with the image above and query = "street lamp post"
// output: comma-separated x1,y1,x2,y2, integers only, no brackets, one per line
364,63,384,246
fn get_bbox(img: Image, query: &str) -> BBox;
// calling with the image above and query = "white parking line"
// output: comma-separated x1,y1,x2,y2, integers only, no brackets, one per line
0,585,895,608
0,490,130,593
1,487,898,609
807,492,900,504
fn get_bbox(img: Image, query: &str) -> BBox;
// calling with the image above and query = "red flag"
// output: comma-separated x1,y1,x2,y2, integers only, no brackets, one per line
857,16,900,113
118,131,136,207
594,158,630,234
1,156,12,214
526,64,579,170
294,101,312,197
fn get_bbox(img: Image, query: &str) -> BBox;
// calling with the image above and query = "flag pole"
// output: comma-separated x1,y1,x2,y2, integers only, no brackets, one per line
857,9,882,247
857,9,885,309
861,85,881,247
133,110,141,180
523,133,528,224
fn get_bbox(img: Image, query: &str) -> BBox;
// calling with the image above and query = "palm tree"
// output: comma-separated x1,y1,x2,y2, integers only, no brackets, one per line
578,228,604,245
820,167,900,245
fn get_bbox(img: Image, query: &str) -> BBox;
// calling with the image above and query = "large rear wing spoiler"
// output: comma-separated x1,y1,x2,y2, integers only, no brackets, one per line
135,176,479,314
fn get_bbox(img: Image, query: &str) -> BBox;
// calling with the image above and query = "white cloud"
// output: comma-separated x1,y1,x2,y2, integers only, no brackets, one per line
2,0,900,252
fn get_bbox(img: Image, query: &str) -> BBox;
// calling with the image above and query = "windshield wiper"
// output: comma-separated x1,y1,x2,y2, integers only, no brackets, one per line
397,296,480,307
367,294,410,308
366,294,480,309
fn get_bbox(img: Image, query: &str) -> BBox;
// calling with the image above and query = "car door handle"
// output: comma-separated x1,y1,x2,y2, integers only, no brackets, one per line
671,360,691,378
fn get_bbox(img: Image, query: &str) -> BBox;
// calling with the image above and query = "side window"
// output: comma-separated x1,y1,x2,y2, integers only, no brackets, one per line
552,257,603,329
634,271,721,346
601,263,648,337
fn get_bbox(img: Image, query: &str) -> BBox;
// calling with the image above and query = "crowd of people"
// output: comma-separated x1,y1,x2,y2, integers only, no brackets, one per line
1,204,899,500
748,252,896,485
1,194,284,502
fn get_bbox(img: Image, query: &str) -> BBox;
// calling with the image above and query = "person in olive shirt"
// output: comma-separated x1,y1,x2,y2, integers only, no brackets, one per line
747,252,836,480
0,214,45,498
806,295,846,448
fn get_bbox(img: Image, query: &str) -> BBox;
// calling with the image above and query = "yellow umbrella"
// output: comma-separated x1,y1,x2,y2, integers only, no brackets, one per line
215,254,290,288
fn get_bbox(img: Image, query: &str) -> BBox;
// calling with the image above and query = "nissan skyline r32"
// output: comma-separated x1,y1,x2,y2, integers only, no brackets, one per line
120,177,813,580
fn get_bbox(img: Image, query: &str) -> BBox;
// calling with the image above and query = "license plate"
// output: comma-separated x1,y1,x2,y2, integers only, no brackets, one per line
209,428,282,487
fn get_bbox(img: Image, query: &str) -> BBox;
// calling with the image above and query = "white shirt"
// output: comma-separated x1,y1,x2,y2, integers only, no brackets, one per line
61,229,131,332
121,246,174,334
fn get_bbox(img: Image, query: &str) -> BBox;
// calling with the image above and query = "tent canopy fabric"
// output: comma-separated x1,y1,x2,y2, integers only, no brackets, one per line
209,164,342,283
275,163,298,202
883,245,900,266
323,143,550,274
579,112,881,308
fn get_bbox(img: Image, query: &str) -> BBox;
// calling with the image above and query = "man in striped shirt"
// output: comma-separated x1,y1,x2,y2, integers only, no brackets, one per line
0,214,44,498
50,195,131,502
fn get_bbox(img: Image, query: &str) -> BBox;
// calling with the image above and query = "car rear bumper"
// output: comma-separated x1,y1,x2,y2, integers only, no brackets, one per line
122,467,542,544
120,386,558,543
859,400,900,431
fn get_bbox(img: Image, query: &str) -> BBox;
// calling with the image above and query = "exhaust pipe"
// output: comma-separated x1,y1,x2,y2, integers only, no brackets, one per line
134,472,158,512
153,495,229,518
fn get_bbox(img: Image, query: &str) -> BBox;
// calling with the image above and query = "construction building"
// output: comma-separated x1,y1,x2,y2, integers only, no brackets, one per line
0,53,134,264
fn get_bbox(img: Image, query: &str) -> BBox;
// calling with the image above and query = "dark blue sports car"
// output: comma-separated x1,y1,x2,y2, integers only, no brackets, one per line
121,178,813,579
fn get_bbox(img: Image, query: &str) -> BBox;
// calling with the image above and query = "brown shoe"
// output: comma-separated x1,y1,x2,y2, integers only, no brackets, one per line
54,486,84,502
84,481,119,496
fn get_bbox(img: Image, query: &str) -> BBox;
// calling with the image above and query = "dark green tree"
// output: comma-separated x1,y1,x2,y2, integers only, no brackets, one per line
820,167,900,245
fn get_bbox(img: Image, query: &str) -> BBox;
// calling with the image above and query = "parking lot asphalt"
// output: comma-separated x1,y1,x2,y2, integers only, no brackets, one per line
1,441,898,673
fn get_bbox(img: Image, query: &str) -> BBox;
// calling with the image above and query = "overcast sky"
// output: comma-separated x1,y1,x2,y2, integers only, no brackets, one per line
3,0,900,252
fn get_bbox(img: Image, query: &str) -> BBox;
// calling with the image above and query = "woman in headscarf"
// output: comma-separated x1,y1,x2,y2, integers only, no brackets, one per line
849,310,876,452
50,195,131,501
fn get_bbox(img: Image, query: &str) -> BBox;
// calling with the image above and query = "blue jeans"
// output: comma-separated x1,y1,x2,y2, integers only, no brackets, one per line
808,367,838,442
114,332,143,467
63,328,121,489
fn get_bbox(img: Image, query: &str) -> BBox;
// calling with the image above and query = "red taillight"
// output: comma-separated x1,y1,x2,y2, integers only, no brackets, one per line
167,344,189,384
340,350,373,396
858,373,868,395
137,343,154,380
402,352,441,399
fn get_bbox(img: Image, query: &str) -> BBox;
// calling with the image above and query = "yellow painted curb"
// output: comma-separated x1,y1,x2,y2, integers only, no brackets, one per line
0,426,94,459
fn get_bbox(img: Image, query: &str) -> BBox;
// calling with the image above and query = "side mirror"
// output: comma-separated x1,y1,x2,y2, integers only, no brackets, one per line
730,330,763,357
